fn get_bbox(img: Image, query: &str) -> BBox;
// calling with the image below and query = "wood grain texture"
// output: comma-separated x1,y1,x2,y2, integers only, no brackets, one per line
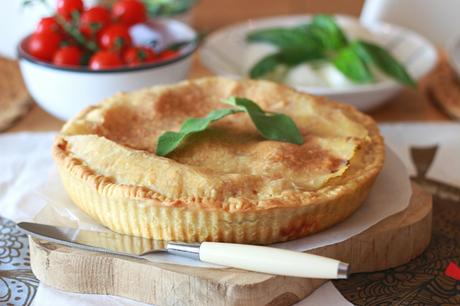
29,184,431,306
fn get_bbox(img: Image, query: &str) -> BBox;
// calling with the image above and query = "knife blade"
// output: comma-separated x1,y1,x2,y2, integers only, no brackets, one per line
18,222,349,279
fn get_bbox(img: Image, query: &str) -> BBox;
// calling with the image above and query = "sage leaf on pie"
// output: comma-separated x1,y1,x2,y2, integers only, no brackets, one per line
222,97,304,145
156,97,304,156
156,108,241,156
351,40,416,87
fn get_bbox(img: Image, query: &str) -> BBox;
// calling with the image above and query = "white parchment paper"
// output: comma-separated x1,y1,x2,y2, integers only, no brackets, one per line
0,132,411,268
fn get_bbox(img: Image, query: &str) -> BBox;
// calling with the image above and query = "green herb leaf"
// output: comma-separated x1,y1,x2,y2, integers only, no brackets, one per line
352,40,416,87
246,14,348,79
246,26,316,50
156,97,304,156
249,54,280,78
22,0,34,7
250,48,324,79
156,108,241,156
308,14,348,50
245,14,415,88
333,46,373,83
222,97,304,145
277,47,324,64
246,15,347,51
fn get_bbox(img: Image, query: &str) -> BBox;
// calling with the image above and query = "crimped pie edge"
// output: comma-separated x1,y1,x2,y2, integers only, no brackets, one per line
52,77,384,242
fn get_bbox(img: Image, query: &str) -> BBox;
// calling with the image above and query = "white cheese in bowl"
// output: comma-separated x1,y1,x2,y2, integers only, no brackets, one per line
244,18,391,89
318,64,356,88
284,64,327,87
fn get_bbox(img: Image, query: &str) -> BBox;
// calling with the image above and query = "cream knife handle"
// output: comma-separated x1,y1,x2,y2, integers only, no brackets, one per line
199,242,349,279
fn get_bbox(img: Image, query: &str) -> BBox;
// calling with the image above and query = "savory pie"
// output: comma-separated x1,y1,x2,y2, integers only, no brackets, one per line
53,77,384,244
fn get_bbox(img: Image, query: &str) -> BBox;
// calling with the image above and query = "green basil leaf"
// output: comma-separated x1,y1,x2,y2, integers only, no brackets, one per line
222,97,304,145
278,47,324,64
333,46,373,83
309,15,348,50
250,47,324,79
155,108,241,156
249,54,280,78
246,26,316,50
352,40,416,87
246,15,347,51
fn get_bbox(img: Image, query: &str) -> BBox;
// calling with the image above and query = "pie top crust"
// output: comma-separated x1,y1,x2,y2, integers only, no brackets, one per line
54,77,384,213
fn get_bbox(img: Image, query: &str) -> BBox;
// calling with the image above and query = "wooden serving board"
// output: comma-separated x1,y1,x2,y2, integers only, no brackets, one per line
29,184,432,306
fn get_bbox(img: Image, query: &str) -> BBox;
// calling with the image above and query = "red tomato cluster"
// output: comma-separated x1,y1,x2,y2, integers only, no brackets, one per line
26,0,180,70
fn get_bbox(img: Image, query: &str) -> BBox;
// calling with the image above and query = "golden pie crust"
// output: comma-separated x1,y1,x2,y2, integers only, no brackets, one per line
53,77,385,244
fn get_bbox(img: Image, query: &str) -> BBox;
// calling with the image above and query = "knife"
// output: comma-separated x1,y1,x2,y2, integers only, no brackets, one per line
18,222,349,279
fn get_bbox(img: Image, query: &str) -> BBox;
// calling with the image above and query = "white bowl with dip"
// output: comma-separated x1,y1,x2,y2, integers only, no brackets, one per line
200,15,437,111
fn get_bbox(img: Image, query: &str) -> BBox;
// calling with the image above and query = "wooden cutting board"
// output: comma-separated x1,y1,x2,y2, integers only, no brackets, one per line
29,183,432,306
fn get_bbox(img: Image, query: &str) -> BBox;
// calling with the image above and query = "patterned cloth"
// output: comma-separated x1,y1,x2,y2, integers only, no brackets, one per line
335,146,460,305
0,218,38,306
335,195,460,305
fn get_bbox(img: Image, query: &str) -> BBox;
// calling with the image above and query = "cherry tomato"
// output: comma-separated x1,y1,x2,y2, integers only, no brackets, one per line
158,49,180,61
53,46,83,67
123,47,156,66
112,0,146,26
80,6,112,37
27,32,62,62
98,24,132,53
36,17,61,34
89,51,123,70
57,0,84,20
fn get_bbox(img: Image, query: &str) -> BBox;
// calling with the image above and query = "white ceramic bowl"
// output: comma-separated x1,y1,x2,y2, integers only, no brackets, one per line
18,19,198,121
200,15,437,111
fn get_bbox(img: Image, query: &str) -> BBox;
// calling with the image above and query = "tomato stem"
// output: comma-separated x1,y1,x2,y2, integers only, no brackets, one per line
55,14,99,52
25,0,98,53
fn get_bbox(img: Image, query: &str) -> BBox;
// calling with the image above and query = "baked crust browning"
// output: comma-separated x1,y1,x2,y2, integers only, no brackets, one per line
53,77,384,243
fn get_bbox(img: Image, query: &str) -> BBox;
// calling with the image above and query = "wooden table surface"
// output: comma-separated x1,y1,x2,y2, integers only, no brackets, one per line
9,0,450,133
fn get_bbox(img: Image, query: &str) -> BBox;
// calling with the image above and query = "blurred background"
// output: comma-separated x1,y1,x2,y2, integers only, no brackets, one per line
193,0,364,31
